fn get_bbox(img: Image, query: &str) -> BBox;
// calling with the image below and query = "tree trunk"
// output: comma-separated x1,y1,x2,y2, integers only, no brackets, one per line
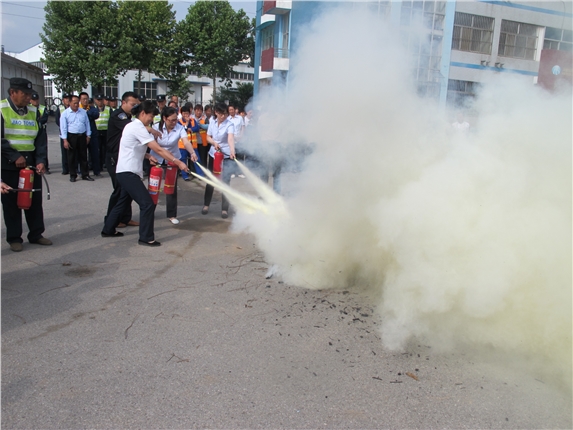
137,69,142,95
212,75,217,106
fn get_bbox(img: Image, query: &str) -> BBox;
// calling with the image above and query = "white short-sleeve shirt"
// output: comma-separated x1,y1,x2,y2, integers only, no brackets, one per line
150,122,187,164
207,117,235,158
116,118,155,178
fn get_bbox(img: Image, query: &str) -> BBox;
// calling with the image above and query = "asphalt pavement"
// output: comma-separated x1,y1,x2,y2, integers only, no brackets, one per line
1,118,571,429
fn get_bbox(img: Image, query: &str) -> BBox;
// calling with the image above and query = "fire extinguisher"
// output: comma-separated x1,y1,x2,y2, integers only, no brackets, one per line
148,165,163,205
213,150,224,178
164,161,178,195
17,168,34,210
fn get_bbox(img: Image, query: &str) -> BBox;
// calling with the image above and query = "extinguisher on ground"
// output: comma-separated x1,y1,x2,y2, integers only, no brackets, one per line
213,150,224,178
148,165,163,205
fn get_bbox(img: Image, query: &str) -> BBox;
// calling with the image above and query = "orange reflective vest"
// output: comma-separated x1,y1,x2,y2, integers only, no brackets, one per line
198,117,208,147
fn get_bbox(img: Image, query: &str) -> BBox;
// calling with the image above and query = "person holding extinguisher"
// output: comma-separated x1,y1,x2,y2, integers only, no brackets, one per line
150,106,197,225
202,102,236,219
1,77,52,252
101,101,190,247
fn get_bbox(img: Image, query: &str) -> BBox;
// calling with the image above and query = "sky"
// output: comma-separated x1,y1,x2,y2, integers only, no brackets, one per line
0,0,257,54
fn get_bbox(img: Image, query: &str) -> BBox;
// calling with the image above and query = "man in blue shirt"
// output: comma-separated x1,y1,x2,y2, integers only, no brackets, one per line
60,95,93,182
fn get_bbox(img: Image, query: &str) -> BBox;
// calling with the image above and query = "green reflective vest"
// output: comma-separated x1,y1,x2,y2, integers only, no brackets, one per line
1,99,39,152
95,106,111,131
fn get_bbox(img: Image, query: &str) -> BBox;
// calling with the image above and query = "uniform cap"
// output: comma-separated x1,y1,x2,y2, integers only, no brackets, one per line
31,91,40,100
157,95,166,102
10,77,34,94
96,94,104,100
138,94,146,101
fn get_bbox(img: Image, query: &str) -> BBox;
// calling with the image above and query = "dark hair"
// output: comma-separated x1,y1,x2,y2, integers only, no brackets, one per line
214,102,228,116
70,94,80,101
194,104,203,111
180,104,191,114
204,104,212,111
131,100,159,117
121,91,138,102
159,107,178,130
168,100,178,108
79,92,89,98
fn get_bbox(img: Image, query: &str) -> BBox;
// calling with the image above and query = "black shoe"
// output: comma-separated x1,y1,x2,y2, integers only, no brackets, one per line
70,177,76,182
62,171,69,175
82,176,95,181
138,240,161,247
221,211,228,219
95,173,102,177
101,231,124,238
46,170,51,175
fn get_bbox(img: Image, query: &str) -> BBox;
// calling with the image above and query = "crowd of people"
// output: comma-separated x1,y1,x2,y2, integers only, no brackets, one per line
1,77,261,251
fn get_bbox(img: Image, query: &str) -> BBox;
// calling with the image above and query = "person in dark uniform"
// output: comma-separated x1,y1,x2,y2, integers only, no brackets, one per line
79,92,100,177
1,78,52,252
105,91,162,228
108,96,118,111
154,95,167,124
55,93,71,174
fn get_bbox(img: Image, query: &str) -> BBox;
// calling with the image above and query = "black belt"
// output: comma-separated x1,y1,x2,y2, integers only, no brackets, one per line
67,132,86,136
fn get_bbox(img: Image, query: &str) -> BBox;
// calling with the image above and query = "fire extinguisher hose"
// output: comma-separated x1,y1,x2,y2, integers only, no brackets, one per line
27,166,51,200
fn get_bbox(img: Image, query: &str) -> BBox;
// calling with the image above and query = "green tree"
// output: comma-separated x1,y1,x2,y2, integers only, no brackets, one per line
116,1,176,94
215,82,254,109
41,1,122,93
166,65,194,101
177,1,253,105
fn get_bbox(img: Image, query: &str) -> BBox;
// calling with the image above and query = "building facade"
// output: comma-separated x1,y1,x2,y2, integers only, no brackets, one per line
254,1,572,107
5,43,255,110
1,52,45,101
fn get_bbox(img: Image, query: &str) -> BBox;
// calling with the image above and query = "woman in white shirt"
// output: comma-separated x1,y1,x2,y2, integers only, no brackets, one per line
151,106,197,225
101,101,190,247
202,102,236,219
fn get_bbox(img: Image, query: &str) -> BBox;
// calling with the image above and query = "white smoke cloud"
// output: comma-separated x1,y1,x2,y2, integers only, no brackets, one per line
233,5,572,387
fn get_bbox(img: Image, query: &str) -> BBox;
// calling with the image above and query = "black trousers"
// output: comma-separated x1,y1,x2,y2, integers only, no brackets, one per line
197,144,210,169
1,168,45,244
103,172,155,242
66,132,88,178
60,138,69,174
203,155,237,212
98,131,107,168
105,152,132,225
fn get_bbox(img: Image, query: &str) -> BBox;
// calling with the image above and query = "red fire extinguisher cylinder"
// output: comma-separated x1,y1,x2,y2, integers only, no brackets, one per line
213,150,224,178
148,165,163,205
164,162,178,195
17,168,34,210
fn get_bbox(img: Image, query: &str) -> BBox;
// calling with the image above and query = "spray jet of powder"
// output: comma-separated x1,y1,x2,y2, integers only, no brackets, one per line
205,5,572,387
